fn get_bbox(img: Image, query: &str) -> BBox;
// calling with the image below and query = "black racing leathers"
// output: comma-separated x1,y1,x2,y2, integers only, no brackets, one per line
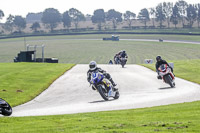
87,67,111,82
87,67,117,88
155,60,173,74
120,52,128,58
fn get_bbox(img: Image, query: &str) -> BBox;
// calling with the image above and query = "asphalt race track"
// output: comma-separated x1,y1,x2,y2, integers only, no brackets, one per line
12,65,200,117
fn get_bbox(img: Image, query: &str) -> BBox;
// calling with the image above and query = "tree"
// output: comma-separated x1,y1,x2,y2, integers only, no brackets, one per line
155,3,166,29
149,8,156,27
124,11,136,30
30,22,41,32
62,11,71,29
138,8,150,29
0,9,4,21
196,4,200,28
41,8,61,32
91,9,105,30
163,2,173,28
26,12,42,23
2,14,14,33
106,9,122,30
13,16,26,32
186,4,197,28
69,8,85,30
170,5,180,28
176,0,188,27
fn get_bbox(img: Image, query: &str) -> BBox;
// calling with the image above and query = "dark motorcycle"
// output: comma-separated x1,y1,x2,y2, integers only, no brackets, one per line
158,64,175,88
114,56,121,64
0,98,12,116
120,57,127,68
90,72,119,101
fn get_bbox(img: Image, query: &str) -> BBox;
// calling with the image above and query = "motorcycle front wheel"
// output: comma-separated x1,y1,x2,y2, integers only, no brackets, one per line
165,75,175,88
113,91,120,99
97,85,109,101
0,98,12,116
121,61,125,68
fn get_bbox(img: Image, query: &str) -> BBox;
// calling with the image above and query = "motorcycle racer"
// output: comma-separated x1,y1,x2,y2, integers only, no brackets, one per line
119,50,128,59
155,56,174,79
114,53,121,64
87,61,117,96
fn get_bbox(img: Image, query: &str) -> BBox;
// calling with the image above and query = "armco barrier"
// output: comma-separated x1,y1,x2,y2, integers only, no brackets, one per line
1,32,200,40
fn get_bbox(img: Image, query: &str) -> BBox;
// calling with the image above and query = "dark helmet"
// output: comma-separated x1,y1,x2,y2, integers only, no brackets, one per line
156,56,162,62
89,61,97,70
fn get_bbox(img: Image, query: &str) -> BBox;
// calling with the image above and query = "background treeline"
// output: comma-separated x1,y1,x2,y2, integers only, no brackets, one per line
0,0,200,35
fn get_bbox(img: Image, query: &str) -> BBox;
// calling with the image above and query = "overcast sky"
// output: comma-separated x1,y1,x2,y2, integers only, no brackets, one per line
0,0,199,22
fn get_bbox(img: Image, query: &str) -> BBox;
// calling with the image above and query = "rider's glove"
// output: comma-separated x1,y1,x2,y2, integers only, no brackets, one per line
157,75,162,79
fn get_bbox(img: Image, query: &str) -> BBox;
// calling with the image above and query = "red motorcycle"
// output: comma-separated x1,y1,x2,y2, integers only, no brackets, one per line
158,64,175,88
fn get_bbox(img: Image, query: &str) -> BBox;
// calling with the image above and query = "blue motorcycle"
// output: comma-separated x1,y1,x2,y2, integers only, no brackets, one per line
90,72,119,101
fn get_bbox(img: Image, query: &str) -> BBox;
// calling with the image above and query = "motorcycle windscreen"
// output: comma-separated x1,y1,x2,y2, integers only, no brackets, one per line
159,64,167,72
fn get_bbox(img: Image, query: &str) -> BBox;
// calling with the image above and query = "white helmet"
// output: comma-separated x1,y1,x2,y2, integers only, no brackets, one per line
89,61,97,70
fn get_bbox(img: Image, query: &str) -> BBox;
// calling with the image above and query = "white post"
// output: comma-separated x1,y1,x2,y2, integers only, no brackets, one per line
42,45,45,62
34,45,37,62
26,44,29,51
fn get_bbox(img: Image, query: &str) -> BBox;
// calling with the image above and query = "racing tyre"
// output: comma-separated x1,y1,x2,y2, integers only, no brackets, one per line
0,98,12,116
165,75,175,88
114,91,120,99
121,61,125,68
98,85,109,101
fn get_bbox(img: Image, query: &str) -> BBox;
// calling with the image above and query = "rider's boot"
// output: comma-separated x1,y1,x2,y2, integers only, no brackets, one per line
92,86,96,90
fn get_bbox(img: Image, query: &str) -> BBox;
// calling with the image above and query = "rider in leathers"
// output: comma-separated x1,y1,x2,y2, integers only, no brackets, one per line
87,61,117,90
119,50,128,63
120,50,128,58
155,56,174,79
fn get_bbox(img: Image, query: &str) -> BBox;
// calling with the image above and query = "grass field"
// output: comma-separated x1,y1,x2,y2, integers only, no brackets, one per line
1,101,200,133
1,34,200,132
0,60,200,132
0,63,74,106
0,34,200,63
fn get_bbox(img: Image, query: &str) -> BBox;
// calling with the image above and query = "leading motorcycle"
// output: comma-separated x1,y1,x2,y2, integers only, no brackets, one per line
0,98,12,116
90,72,119,101
158,64,175,88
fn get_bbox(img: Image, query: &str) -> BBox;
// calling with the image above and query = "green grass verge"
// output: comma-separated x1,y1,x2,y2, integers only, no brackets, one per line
0,101,200,133
1,60,200,132
1,34,200,63
0,63,74,106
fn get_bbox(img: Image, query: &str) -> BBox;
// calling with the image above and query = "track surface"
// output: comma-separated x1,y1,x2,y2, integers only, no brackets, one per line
12,65,200,117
